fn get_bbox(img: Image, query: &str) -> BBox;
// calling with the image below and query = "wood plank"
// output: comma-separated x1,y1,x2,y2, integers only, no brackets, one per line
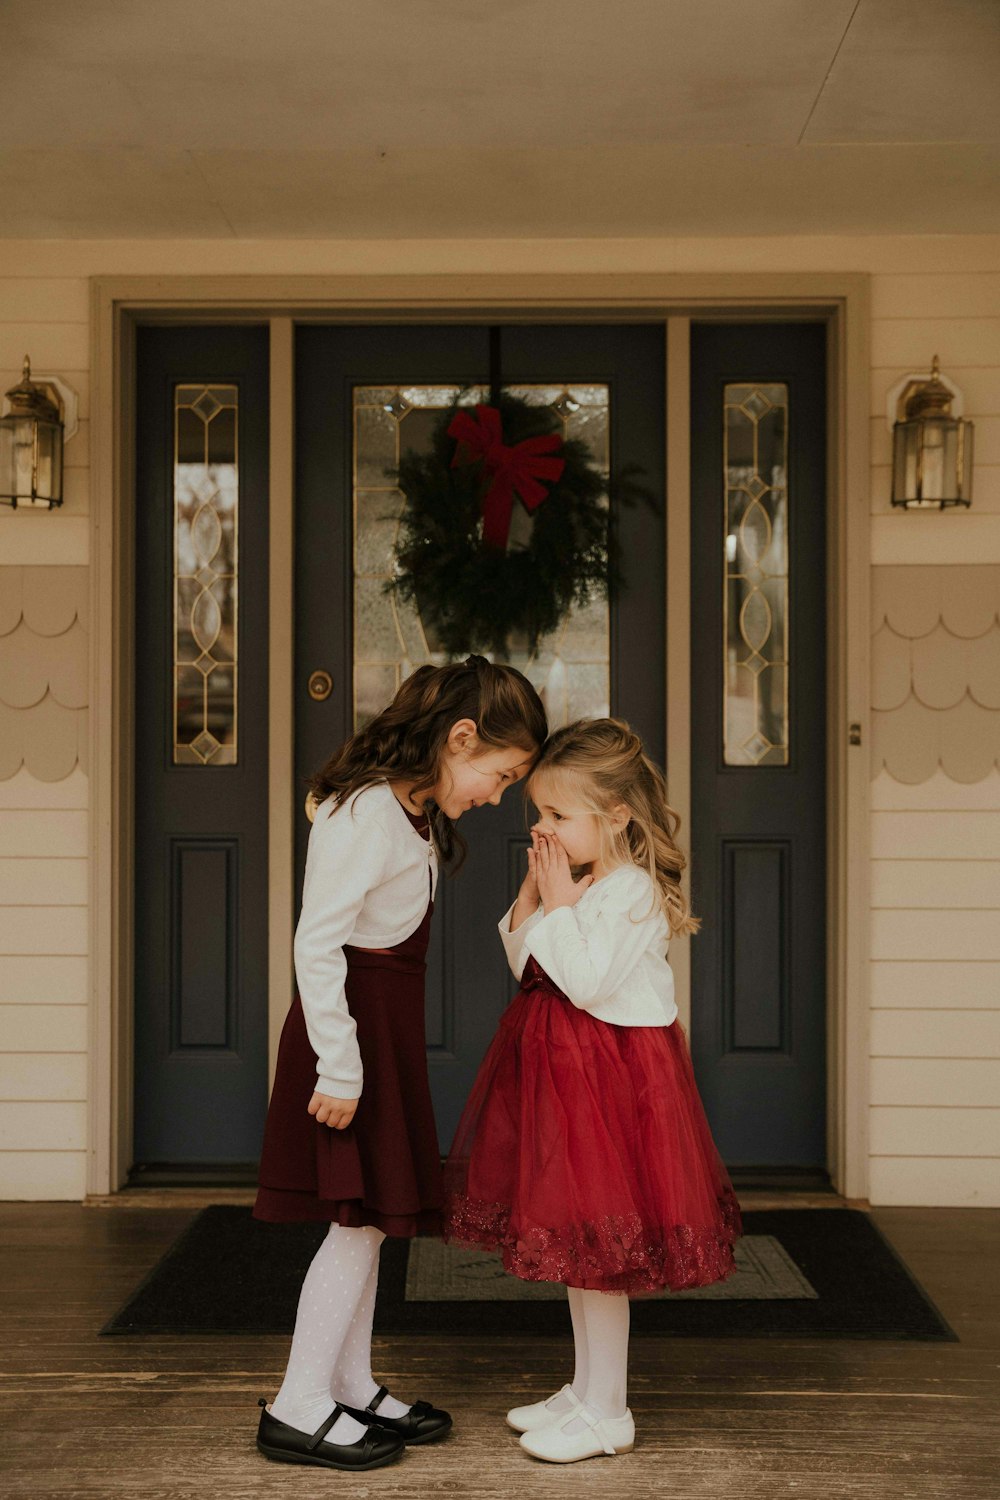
871,860,1000,908
870,1106,1000,1157
0,861,88,905
0,1004,87,1052
870,316,1000,368
0,1053,87,1102
871,1009,1000,1059
0,516,90,566
0,768,88,810
0,1101,87,1150
871,909,1000,962
0,1200,997,1496
872,812,1000,860
0,955,88,1004
871,514,1000,567
0,811,88,859
871,770,1000,814
871,1057,1000,1108
0,1152,85,1200
0,278,89,323
0,906,88,956
871,960,1000,1009
871,274,1000,321
869,1157,1000,1208
60,467,90,513
0,323,90,369
63,417,89,470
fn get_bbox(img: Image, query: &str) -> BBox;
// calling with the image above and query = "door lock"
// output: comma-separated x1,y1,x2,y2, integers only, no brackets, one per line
308,669,334,702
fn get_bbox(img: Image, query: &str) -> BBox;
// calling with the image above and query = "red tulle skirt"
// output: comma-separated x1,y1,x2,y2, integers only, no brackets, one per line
442,956,742,1295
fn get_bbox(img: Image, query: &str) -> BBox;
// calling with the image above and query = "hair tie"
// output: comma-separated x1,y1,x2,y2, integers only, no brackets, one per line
464,653,489,672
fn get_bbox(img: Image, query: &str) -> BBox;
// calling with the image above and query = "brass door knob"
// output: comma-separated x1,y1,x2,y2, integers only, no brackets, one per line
308,669,333,702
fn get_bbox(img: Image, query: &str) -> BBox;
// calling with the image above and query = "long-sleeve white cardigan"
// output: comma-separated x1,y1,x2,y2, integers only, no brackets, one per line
498,864,678,1027
293,781,438,1099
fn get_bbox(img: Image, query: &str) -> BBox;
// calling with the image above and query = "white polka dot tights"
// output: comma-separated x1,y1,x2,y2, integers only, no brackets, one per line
269,1222,411,1444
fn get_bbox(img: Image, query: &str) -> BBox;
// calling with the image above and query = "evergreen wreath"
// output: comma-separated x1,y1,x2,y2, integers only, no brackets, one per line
389,391,649,659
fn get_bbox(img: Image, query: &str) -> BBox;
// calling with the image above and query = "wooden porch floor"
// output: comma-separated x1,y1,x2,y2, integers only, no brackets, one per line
2,1199,998,1499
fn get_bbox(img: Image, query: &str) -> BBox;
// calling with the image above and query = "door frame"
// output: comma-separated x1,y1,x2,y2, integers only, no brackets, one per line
89,273,870,1198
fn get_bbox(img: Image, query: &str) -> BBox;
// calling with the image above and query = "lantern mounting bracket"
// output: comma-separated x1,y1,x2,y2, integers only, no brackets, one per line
1,370,79,443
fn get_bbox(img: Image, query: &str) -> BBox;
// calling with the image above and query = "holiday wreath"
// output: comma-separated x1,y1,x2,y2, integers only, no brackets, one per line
389,391,649,658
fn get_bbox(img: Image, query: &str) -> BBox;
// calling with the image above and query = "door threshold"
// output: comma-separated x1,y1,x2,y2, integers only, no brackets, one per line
127,1163,259,1188
728,1168,834,1193
86,1184,258,1210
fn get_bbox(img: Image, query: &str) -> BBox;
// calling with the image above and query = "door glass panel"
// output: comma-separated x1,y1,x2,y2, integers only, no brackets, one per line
173,383,238,765
723,382,789,767
352,382,610,730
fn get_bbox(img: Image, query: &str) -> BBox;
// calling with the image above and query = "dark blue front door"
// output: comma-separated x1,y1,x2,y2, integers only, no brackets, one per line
690,321,828,1170
133,325,270,1166
295,322,666,1148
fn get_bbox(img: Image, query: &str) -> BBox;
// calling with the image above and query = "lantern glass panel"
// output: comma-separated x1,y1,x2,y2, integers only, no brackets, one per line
959,420,974,502
0,420,13,501
33,421,62,505
919,418,949,504
0,415,37,502
892,421,918,504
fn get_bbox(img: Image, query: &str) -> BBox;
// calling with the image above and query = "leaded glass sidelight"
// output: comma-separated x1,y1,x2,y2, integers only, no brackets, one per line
173,384,238,765
723,383,789,767
352,383,610,730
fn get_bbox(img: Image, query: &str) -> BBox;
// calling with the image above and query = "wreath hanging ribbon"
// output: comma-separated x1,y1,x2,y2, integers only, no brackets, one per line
447,404,566,549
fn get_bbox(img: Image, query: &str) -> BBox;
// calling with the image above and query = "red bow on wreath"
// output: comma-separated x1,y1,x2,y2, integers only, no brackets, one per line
447,404,565,549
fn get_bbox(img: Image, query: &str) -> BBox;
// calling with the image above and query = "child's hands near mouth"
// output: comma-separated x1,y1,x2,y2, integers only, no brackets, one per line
533,829,594,911
511,830,542,928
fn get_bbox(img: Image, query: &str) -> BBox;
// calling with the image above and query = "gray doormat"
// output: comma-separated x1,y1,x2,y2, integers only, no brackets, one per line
406,1234,817,1302
101,1208,956,1341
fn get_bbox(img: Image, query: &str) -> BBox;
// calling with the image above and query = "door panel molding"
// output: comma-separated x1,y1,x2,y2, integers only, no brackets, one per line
91,273,870,1198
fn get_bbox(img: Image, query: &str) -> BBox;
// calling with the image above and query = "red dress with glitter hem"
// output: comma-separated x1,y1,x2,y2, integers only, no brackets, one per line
442,956,742,1294
253,810,442,1237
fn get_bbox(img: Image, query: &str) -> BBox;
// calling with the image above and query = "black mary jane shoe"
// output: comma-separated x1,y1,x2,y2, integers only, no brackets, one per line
338,1384,453,1445
256,1398,405,1471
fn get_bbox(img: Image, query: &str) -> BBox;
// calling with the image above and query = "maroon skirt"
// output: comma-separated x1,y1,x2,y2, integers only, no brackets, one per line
442,956,742,1294
253,899,443,1236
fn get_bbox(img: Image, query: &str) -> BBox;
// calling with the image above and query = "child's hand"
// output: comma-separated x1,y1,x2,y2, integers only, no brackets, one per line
519,837,540,904
308,1091,358,1130
534,830,594,912
510,838,541,929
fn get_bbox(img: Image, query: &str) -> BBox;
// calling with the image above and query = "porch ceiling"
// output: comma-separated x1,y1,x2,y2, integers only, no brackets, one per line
2,0,999,239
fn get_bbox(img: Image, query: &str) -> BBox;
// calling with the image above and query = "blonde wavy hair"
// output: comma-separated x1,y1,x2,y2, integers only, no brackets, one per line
527,717,700,937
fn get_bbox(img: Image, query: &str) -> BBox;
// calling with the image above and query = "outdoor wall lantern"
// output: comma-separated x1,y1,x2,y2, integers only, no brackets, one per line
891,355,974,510
0,356,66,509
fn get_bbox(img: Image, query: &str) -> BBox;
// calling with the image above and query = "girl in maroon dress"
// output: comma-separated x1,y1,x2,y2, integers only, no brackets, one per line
254,657,546,1473
443,718,742,1465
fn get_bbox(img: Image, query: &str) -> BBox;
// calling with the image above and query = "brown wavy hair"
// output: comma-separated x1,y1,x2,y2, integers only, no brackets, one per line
309,656,547,865
527,717,700,937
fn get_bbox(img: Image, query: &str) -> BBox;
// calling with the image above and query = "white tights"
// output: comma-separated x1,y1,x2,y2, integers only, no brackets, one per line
548,1287,630,1426
269,1223,411,1444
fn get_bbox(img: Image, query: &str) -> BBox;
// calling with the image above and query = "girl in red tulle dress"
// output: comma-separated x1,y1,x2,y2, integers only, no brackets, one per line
443,718,741,1465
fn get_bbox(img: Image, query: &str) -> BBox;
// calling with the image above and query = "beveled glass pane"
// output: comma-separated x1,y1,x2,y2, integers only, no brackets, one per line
352,383,611,730
173,384,238,764
355,403,404,487
723,383,789,766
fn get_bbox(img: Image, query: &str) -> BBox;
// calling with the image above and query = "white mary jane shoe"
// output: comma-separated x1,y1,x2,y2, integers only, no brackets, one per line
518,1405,635,1463
506,1384,583,1434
